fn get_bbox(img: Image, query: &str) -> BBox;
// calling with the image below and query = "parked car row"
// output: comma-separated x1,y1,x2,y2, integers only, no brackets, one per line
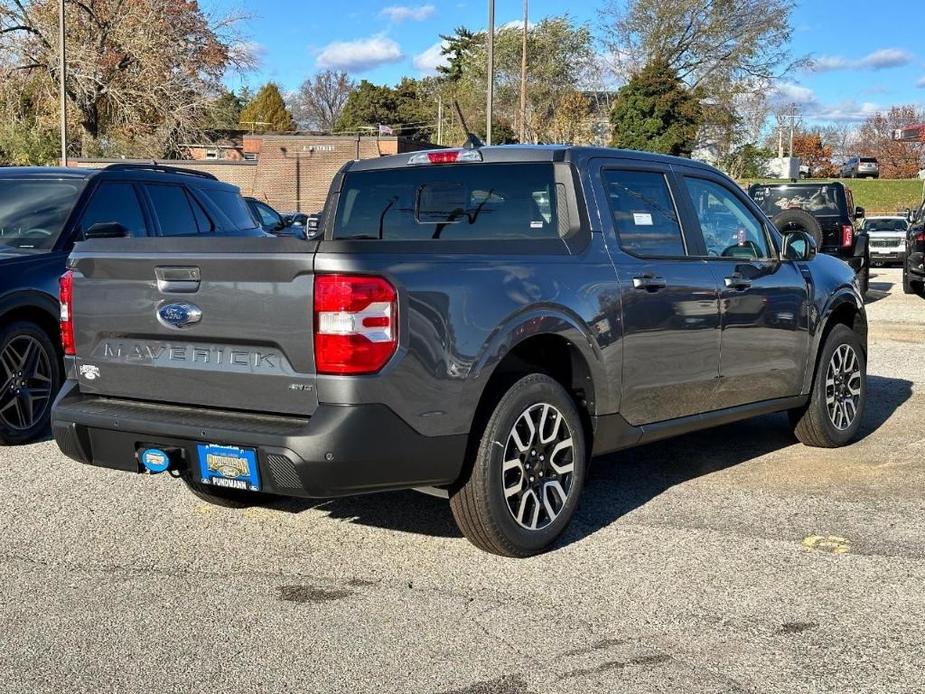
3,146,868,557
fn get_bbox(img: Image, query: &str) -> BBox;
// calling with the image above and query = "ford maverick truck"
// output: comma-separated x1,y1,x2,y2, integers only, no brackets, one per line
52,146,868,556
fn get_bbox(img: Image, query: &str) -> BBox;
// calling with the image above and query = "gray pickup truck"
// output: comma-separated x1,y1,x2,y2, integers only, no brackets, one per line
52,146,868,556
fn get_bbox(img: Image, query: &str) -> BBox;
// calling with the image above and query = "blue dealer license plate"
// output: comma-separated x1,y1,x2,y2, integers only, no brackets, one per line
197,444,260,491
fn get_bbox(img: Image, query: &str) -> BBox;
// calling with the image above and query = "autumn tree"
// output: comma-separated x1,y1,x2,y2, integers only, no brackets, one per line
791,132,834,177
610,59,702,156
0,0,252,157
290,70,355,132
239,83,295,132
856,106,925,179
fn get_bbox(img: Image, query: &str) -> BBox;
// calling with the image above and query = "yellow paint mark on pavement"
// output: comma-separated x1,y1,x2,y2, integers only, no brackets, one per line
802,535,851,554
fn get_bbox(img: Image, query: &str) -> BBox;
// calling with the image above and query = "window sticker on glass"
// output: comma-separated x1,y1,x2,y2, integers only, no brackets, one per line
633,212,654,226
530,221,544,229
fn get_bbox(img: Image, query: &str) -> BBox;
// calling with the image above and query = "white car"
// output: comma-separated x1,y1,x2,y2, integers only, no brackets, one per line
862,216,909,265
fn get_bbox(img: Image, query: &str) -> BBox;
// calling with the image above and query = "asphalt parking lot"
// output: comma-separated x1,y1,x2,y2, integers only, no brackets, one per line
1,267,923,694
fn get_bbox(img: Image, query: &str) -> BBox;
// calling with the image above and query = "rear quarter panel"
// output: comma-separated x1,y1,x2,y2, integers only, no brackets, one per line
312,239,622,438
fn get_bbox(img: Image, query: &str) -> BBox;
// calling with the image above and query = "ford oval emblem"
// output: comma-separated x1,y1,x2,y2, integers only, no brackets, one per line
157,302,202,329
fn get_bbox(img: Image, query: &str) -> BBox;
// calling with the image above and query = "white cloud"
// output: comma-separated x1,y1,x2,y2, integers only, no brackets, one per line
413,41,449,75
916,76,925,88
809,48,914,73
316,36,403,72
380,4,435,22
499,19,536,31
770,81,886,123
770,82,816,105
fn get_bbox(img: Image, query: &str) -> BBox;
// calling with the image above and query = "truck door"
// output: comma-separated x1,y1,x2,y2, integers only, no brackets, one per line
593,161,722,426
676,171,809,409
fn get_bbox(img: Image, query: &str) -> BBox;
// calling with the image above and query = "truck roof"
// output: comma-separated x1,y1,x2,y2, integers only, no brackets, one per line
347,144,723,174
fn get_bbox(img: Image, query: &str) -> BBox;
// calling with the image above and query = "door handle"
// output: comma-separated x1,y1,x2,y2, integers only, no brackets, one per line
724,274,752,290
156,266,201,294
632,274,668,291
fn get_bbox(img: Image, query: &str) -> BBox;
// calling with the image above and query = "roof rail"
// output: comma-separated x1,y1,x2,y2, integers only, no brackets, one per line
104,161,218,181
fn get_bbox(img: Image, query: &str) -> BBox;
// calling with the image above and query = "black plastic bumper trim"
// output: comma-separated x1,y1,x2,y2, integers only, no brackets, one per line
51,381,468,498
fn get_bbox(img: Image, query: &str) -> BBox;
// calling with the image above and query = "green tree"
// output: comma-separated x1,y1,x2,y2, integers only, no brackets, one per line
720,143,773,180
334,78,435,142
609,59,702,156
240,83,295,132
437,17,595,145
206,90,247,130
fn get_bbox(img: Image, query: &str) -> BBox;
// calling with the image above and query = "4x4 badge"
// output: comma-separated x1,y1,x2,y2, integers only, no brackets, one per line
79,364,101,381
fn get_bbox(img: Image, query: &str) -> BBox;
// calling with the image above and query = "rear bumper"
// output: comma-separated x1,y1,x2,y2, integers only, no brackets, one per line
51,380,467,498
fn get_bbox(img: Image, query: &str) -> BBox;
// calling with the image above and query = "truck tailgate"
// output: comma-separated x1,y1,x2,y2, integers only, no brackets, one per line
67,237,319,416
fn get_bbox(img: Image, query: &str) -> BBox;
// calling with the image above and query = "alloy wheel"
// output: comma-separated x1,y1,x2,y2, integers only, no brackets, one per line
501,403,575,530
825,344,862,431
0,335,53,431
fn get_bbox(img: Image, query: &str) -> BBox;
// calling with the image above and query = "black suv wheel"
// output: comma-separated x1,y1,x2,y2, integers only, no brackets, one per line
789,324,866,448
0,321,62,445
903,266,924,296
450,374,587,557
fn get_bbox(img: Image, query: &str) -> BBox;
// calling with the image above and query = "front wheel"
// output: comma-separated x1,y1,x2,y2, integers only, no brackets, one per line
789,324,866,448
450,374,587,557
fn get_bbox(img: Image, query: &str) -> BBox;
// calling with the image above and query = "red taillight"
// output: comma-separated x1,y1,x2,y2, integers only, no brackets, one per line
314,274,397,375
59,270,75,356
841,224,854,249
915,231,925,243
426,151,460,164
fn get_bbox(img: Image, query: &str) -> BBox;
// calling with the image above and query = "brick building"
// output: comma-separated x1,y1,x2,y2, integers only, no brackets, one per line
74,134,433,213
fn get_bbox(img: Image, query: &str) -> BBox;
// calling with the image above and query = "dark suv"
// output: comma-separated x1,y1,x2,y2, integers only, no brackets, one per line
748,182,870,294
904,200,925,296
52,146,868,556
0,163,264,444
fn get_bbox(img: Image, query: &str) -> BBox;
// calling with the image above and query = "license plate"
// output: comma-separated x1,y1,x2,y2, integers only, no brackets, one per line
197,444,260,491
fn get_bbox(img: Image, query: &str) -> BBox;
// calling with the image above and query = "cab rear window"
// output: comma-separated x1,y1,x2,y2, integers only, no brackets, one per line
333,163,559,241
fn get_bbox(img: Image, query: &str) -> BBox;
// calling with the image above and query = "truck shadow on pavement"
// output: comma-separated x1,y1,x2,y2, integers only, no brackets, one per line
272,375,912,546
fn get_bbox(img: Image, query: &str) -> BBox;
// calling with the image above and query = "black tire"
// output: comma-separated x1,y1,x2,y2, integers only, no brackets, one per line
182,477,278,508
857,262,870,297
0,321,62,445
771,208,824,248
789,324,866,448
903,268,924,296
450,374,587,557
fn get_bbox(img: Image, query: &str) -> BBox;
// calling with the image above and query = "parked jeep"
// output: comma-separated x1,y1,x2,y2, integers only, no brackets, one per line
0,163,266,444
52,146,868,556
748,181,870,295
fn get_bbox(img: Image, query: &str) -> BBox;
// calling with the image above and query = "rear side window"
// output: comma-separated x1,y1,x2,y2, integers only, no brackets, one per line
202,189,260,231
602,169,685,257
333,163,558,241
80,181,147,237
144,184,198,236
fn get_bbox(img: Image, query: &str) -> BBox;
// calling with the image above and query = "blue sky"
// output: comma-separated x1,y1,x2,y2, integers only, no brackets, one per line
211,0,925,125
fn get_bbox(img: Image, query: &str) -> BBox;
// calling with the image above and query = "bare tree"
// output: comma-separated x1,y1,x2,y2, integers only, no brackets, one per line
600,0,803,88
290,70,355,132
0,0,253,157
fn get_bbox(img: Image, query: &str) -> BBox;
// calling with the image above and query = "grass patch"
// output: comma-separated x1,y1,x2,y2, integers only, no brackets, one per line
743,178,925,216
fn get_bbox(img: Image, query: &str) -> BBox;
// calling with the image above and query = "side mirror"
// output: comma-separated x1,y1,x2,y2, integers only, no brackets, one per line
854,206,865,220
783,231,817,261
84,222,129,239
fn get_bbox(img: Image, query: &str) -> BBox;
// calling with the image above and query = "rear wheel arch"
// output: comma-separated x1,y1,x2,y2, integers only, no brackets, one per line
462,331,600,483
0,294,61,353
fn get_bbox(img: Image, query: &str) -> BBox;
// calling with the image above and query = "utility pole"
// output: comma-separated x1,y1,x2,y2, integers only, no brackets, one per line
58,0,67,166
437,96,444,146
788,103,796,157
519,0,527,143
486,0,495,145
